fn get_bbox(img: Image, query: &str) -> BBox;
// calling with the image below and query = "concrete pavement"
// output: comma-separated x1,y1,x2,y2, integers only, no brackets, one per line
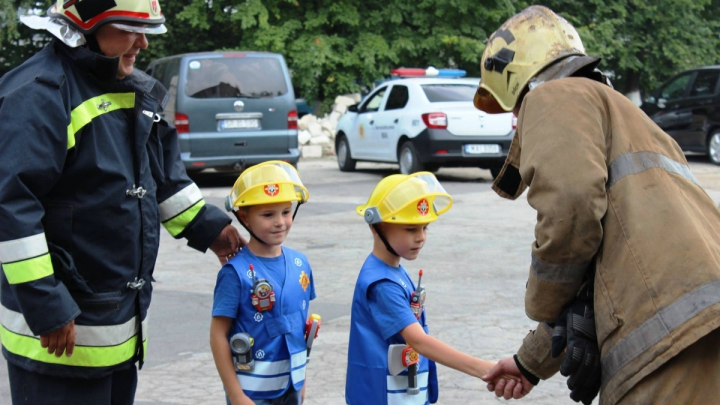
2,156,720,405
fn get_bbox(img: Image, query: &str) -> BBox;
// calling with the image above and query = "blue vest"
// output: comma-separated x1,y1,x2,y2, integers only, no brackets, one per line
346,254,439,405
226,247,313,399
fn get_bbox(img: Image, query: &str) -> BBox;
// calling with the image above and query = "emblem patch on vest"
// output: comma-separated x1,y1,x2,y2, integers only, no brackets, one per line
255,349,265,359
299,271,310,292
264,184,280,197
294,257,303,267
254,312,263,322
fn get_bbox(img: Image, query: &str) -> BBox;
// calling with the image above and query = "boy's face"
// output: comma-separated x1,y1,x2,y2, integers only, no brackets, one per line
240,202,293,245
380,223,428,260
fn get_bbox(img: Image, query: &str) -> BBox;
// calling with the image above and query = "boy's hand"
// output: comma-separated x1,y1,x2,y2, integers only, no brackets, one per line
40,320,76,357
228,393,255,405
482,358,534,400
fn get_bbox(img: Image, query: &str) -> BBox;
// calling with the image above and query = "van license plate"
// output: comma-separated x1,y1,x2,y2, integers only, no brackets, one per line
464,144,500,154
220,119,260,130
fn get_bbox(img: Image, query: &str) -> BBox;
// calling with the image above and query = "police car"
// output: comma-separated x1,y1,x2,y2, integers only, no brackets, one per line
335,67,516,178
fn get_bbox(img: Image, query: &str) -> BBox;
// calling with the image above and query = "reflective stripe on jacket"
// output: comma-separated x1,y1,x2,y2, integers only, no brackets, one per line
495,77,720,404
346,254,437,405
227,247,313,399
0,39,230,378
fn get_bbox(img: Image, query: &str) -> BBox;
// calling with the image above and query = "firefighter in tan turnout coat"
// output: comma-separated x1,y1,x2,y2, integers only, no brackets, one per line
478,5,720,405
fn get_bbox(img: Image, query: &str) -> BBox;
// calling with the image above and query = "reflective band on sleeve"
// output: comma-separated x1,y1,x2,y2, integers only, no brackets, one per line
162,199,206,237
531,253,589,284
67,93,135,150
2,254,53,285
387,371,429,391
0,306,146,347
387,390,429,405
0,233,48,263
607,151,699,189
601,279,720,388
0,325,146,368
158,184,203,222
237,373,290,392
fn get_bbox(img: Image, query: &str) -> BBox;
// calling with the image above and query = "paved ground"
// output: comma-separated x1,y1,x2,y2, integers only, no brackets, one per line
2,155,720,405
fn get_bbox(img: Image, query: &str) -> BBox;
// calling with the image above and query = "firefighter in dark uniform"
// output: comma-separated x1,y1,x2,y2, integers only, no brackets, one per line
0,1,242,403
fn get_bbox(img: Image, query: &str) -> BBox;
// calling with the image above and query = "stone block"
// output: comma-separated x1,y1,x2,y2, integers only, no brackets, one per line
309,135,331,145
298,130,312,145
301,145,323,158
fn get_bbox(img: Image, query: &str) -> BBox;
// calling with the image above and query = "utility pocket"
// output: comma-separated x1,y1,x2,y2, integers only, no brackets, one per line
48,242,94,295
73,290,123,312
595,271,624,346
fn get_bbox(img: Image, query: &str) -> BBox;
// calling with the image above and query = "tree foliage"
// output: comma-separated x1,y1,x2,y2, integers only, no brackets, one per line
2,0,720,106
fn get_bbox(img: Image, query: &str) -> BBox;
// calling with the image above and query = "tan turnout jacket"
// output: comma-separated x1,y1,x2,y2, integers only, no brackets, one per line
495,77,720,404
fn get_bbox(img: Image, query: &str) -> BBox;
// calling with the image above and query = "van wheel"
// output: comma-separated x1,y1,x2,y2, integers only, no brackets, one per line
399,141,424,174
337,135,357,172
708,130,720,165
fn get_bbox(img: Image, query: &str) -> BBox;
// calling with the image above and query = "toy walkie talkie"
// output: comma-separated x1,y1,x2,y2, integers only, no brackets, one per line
249,264,275,312
410,270,426,319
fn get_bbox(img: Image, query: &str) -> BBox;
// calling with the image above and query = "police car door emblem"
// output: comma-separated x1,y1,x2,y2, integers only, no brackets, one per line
254,312,263,322
97,99,112,111
294,258,303,267
255,349,265,359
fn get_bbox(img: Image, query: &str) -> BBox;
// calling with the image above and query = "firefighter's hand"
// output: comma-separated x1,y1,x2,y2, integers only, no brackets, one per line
209,225,246,264
482,358,534,400
40,320,76,357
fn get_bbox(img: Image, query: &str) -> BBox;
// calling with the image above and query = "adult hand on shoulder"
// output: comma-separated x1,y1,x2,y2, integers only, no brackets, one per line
210,225,246,264
40,320,76,357
482,358,534,400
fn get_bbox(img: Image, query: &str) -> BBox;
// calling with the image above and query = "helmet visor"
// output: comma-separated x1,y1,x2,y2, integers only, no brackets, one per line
229,161,308,207
109,22,167,34
380,172,452,219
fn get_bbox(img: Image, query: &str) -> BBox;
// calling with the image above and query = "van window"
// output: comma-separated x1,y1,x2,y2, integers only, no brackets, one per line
185,57,288,99
689,70,720,98
421,84,476,102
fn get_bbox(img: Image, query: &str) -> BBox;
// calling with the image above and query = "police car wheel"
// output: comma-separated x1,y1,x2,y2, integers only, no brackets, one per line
337,135,357,172
399,141,424,175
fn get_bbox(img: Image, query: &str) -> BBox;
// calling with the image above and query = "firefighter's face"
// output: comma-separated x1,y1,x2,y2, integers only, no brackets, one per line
381,223,428,260
240,202,293,246
94,24,149,80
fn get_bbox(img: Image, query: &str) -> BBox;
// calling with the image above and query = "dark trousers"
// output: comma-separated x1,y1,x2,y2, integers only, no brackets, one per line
8,362,138,405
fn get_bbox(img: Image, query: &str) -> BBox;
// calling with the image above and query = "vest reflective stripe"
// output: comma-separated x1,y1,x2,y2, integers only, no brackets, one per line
1,306,147,347
607,151,699,189
387,371,429,391
250,359,291,376
0,233,48,263
531,252,589,284
290,363,306,384
237,374,290,392
162,199,206,237
388,391,429,405
601,279,720,387
2,254,53,285
67,93,135,150
158,183,203,222
290,350,307,369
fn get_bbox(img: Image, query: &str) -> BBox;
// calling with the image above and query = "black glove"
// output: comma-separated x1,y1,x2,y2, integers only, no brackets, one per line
551,280,601,405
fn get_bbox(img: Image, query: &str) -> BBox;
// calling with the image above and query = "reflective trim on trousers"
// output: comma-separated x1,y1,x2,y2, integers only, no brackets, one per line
0,233,48,263
237,373,290,392
387,371,429,391
531,252,589,284
67,93,135,150
162,199,206,237
601,279,720,388
606,151,699,189
0,305,148,347
158,183,203,222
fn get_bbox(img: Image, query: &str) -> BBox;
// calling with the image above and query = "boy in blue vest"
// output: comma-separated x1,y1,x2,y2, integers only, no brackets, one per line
210,161,316,405
346,172,498,405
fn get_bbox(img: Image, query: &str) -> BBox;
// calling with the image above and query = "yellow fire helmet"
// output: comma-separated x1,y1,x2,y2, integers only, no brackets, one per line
225,161,309,211
357,172,453,225
48,0,167,35
474,5,585,114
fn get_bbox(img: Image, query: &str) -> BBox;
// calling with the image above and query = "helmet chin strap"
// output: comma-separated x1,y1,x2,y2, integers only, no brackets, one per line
372,224,399,257
232,202,304,246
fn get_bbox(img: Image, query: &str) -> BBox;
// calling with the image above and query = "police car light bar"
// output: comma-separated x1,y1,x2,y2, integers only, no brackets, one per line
390,67,466,78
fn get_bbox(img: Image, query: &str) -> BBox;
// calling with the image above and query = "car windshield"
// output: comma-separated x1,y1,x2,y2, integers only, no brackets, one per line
421,84,477,102
185,57,288,99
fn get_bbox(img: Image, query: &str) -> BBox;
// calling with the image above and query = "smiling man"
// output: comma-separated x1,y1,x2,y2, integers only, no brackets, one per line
0,1,243,404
